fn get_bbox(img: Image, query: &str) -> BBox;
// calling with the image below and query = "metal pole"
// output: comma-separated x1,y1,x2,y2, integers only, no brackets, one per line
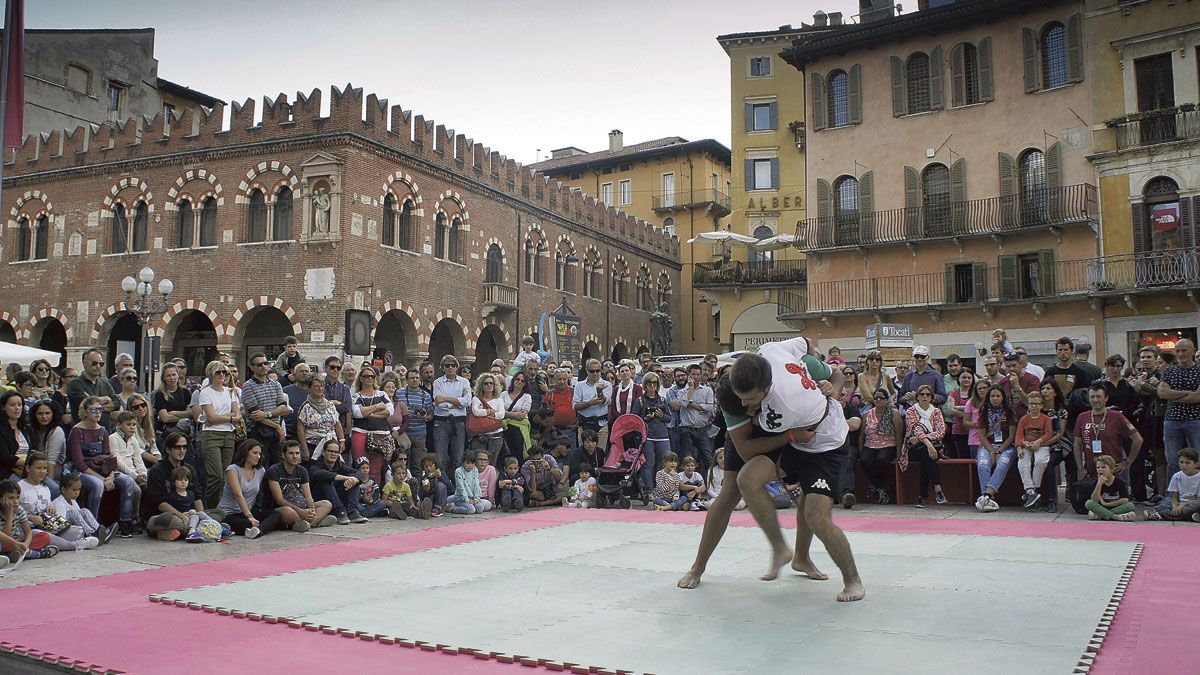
0,0,16,226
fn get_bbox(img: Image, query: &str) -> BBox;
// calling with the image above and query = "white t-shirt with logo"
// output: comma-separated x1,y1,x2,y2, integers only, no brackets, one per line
755,337,830,432
1168,470,1200,505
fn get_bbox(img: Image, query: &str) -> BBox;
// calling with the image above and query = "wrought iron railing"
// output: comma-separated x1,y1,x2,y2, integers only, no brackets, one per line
481,282,517,308
693,259,807,286
652,188,733,211
1111,107,1200,150
794,184,1097,252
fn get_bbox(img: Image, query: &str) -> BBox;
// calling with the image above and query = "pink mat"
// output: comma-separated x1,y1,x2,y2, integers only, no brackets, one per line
1,510,1193,674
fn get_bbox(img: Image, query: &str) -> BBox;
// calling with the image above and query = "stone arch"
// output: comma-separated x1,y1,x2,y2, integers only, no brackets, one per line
91,302,130,342
636,342,651,355
1136,172,1184,197
373,300,421,366
101,177,154,213
610,339,630,363
25,307,74,342
0,310,20,343
165,168,225,210
435,191,470,229
8,189,53,226
383,172,424,209
474,322,510,371
29,313,68,366
428,313,468,365
235,306,295,369
227,295,303,346
239,161,300,202
524,221,547,244
154,299,224,340
582,334,602,366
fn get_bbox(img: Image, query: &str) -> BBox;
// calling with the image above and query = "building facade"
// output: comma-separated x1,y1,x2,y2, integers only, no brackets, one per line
15,28,221,138
779,0,1103,365
1,85,680,374
1084,0,1200,357
530,133,730,354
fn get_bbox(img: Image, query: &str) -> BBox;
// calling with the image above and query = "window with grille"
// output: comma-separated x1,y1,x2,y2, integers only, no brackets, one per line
1019,150,1047,223
1041,24,1068,89
750,56,771,77
906,53,931,114
827,71,849,127
248,190,267,242
962,43,981,104
399,201,414,250
834,177,859,217
176,200,194,248
199,198,217,246
485,244,503,283
921,164,951,233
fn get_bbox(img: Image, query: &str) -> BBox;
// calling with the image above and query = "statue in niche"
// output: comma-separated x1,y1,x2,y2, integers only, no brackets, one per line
650,302,672,357
313,188,331,235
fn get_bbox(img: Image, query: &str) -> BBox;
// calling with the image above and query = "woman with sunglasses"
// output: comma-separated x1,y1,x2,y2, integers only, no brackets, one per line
198,360,241,509
632,373,671,495
500,371,532,465
840,367,863,411
2,391,34,482
29,400,66,482
468,373,506,462
127,393,159,468
154,363,194,453
350,366,395,485
945,369,976,459
69,395,141,535
29,359,57,400
860,388,903,504
114,367,140,413
902,384,947,507
857,350,894,403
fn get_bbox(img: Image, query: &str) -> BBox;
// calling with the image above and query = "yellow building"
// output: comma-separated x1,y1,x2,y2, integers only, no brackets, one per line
1084,0,1200,356
530,133,733,354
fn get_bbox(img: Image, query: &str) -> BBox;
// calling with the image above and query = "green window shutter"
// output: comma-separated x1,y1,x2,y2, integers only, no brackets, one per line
944,263,956,304
891,56,906,117
769,158,780,190
744,103,755,132
1046,141,1063,219
768,102,778,131
950,158,967,232
848,64,863,124
1066,13,1083,83
950,44,965,108
817,179,832,247
998,152,1017,229
929,45,944,110
978,37,994,101
811,73,827,131
859,170,875,242
972,262,988,302
1038,249,1056,296
1022,28,1039,93
744,159,755,191
904,166,920,238
999,255,1018,300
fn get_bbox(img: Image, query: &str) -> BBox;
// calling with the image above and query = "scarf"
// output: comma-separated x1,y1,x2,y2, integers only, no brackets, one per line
986,405,1006,437
614,380,636,414
304,395,334,416
875,403,895,437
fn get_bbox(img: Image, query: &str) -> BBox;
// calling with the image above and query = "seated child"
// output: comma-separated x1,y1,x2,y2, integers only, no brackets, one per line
109,411,150,489
770,480,798,509
163,466,220,542
352,456,389,518
1086,455,1135,522
1,479,59,561
448,454,492,514
650,452,688,511
677,456,706,511
383,459,430,520
50,473,108,545
498,457,526,512
1147,447,1200,522
416,454,450,517
702,448,745,511
521,446,566,507
18,453,98,551
476,450,498,506
563,463,597,508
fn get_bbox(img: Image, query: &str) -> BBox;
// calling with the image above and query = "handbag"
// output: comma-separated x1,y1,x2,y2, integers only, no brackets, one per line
467,398,503,438
365,433,396,457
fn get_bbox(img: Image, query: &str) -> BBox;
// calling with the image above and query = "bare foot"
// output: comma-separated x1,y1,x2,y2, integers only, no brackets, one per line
837,580,866,602
677,567,704,589
791,557,829,581
760,546,793,581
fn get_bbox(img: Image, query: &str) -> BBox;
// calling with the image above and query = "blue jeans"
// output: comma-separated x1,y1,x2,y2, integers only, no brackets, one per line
359,499,389,518
447,495,492,514
639,439,671,492
499,487,525,510
1163,420,1200,485
312,479,363,517
976,445,1016,496
79,471,140,523
651,494,689,510
433,417,466,479
677,427,714,478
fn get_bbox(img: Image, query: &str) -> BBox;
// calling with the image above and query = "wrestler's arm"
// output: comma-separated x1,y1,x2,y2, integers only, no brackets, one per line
730,418,794,462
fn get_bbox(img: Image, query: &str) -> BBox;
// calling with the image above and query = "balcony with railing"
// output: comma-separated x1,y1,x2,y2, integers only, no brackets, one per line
775,247,1200,321
652,188,733,217
1108,106,1200,151
793,184,1098,253
693,259,807,288
481,282,517,312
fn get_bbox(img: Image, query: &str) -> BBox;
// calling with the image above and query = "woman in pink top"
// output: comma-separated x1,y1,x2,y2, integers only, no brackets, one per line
946,370,976,459
859,388,903,504
474,448,498,504
961,380,989,452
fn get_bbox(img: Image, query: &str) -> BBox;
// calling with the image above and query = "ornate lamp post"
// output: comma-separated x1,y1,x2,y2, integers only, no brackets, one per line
121,267,173,392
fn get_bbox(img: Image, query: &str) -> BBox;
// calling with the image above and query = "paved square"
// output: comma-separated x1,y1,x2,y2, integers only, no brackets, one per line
158,522,1138,674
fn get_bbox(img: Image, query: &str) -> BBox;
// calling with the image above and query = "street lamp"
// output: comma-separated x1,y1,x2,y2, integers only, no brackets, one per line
121,266,173,392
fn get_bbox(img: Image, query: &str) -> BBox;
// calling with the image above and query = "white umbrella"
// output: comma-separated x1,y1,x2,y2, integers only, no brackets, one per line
751,233,798,251
0,342,63,367
686,231,757,245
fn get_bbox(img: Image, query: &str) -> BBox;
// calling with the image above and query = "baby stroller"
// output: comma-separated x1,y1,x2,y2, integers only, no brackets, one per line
596,414,648,509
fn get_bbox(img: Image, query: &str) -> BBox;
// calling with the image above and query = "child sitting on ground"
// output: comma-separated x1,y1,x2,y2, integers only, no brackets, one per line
19,453,97,551
1085,455,1135,521
522,446,565,507
476,450,498,506
677,456,706,511
416,454,450,517
702,448,745,511
351,457,389,518
547,436,573,489
163,466,220,542
650,452,688,511
383,459,430,519
498,457,527,512
1,479,59,562
448,455,491,514
564,463,598,508
50,473,107,545
1147,447,1200,522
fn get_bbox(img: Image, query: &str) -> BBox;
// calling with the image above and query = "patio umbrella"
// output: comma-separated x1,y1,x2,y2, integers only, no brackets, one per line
750,233,798,251
686,231,757,245
0,341,62,367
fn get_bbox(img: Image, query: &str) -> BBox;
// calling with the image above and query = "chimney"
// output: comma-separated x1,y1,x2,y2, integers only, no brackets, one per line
608,129,623,152
812,10,827,27
829,11,843,25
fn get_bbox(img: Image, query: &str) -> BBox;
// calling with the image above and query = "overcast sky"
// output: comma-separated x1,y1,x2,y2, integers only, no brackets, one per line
31,0,852,163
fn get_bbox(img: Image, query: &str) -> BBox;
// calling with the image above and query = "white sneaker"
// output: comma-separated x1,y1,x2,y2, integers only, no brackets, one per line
974,495,987,512
1088,512,1100,520
984,496,1000,512
244,526,261,540
84,536,99,549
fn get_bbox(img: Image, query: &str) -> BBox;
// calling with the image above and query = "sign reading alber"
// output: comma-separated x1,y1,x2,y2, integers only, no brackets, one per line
865,323,914,349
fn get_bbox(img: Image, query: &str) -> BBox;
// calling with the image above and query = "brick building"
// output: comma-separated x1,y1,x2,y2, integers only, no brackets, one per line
0,84,681,376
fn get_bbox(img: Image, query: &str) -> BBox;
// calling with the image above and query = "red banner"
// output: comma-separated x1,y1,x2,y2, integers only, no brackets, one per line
3,0,24,149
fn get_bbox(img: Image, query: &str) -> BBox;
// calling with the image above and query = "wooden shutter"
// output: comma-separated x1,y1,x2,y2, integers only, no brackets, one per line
768,102,778,131
944,263,957,304
859,171,875,242
744,159,755,191
929,45,944,110
904,166,920,238
999,255,1018,300
848,65,862,125
812,73,827,131
1038,248,1056,296
978,37,994,101
891,56,906,117
1131,204,1146,253
999,152,1017,229
1066,13,1083,83
950,44,965,107
1022,28,1039,93
1179,197,1194,249
769,158,780,190
744,103,755,132
950,158,967,232
817,179,832,247
1046,142,1063,220
972,262,988,302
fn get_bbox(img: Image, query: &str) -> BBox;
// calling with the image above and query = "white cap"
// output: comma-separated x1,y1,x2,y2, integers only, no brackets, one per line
912,345,930,357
